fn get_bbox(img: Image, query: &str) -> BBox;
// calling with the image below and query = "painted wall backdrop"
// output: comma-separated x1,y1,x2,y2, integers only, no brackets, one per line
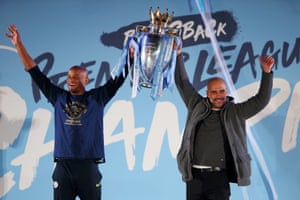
1,0,299,199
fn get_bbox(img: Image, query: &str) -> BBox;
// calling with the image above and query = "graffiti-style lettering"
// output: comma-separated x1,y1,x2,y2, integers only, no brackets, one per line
282,38,300,67
103,100,144,170
143,102,181,171
101,12,237,49
282,82,300,152
192,38,300,92
11,109,53,190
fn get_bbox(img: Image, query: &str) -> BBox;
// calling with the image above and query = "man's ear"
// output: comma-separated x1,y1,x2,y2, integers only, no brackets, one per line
85,78,90,85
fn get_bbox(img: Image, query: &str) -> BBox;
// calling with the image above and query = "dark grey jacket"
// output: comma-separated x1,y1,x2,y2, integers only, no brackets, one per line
175,55,273,186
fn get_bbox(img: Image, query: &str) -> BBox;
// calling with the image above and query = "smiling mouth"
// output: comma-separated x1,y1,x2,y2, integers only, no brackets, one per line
214,99,225,105
215,98,224,102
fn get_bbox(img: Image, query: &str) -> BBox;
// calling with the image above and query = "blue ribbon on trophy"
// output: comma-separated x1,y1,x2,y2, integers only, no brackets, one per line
111,7,181,100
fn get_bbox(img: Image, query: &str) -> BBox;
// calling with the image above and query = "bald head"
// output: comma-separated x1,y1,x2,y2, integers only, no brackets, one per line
69,66,88,77
207,77,226,90
206,77,228,109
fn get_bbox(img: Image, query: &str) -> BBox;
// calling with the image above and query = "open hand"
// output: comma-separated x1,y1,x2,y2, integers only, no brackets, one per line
6,24,20,46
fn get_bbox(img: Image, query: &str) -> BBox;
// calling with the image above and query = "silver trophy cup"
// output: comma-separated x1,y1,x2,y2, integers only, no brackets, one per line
134,7,181,90
136,24,180,88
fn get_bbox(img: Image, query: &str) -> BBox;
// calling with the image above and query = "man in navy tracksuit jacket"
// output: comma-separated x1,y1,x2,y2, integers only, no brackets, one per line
6,24,132,200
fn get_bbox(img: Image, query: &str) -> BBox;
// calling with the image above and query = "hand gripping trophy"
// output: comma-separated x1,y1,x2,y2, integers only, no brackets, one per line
111,7,181,100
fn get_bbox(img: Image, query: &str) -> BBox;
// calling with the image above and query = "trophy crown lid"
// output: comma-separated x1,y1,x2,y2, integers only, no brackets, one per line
149,7,174,27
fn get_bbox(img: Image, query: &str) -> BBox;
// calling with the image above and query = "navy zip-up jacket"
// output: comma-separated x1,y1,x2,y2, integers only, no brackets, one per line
175,55,273,186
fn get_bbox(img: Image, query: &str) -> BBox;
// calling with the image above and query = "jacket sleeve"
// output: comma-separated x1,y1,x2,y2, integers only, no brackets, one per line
175,55,203,110
98,59,131,105
28,66,63,105
235,71,273,119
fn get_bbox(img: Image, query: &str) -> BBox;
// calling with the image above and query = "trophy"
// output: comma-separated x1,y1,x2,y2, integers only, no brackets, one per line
131,7,181,99
111,7,181,100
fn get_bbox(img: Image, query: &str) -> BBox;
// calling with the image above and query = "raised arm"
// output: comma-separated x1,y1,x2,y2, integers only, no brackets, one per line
236,55,274,118
6,24,36,71
174,40,203,109
259,55,274,73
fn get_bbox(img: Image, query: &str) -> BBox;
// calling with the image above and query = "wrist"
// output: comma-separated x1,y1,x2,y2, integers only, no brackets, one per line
14,40,22,48
177,50,182,57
